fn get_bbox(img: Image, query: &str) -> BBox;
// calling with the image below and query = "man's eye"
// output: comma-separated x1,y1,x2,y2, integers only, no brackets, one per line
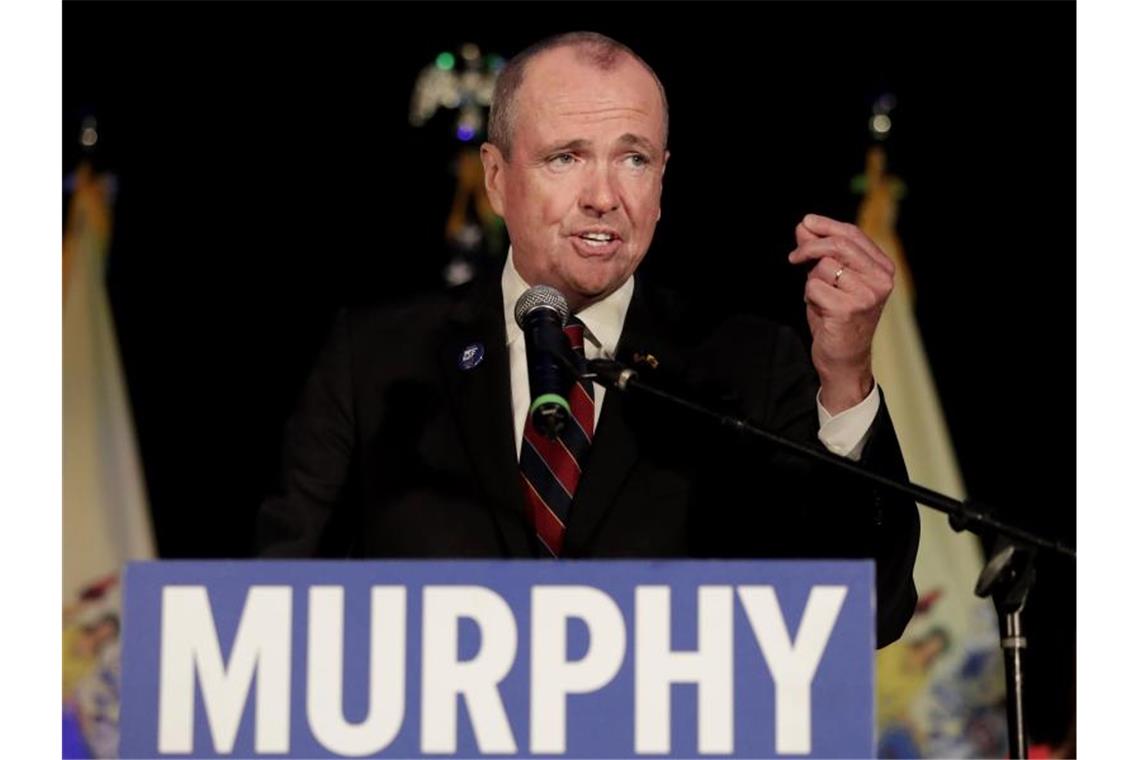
626,153,649,168
548,153,575,167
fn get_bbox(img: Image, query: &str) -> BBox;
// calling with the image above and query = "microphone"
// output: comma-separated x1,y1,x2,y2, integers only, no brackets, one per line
514,285,573,439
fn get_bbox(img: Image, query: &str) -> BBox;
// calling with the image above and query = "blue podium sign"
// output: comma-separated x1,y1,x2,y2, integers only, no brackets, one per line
121,560,873,758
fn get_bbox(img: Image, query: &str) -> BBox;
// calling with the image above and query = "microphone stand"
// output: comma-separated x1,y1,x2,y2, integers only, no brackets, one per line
582,357,1073,759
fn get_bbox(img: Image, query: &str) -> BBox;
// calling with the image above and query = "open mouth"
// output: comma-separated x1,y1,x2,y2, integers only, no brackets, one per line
577,231,618,247
571,230,623,255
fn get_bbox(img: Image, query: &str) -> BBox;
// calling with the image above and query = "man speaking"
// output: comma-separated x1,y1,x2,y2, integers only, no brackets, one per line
257,31,919,647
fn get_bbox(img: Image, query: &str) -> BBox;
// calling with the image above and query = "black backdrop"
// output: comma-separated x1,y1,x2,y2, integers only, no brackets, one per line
64,0,1075,745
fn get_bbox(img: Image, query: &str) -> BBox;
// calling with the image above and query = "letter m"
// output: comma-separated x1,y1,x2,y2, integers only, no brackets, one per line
158,586,292,754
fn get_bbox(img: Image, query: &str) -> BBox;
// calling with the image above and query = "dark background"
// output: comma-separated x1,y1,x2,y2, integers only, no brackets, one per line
64,0,1075,746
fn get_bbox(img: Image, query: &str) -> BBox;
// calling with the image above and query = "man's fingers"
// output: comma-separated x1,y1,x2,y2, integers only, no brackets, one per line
804,277,855,313
807,256,844,285
800,213,896,275
808,259,882,311
790,236,878,275
801,213,858,239
795,221,821,247
807,256,862,292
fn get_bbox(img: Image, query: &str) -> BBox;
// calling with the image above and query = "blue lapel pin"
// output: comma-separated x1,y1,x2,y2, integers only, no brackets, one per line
458,342,485,370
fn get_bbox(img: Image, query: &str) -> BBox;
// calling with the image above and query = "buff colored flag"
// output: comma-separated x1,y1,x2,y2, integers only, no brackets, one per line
62,162,155,758
859,146,1007,757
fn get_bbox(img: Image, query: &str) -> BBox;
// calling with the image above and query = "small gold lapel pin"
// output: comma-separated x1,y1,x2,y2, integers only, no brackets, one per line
632,352,659,369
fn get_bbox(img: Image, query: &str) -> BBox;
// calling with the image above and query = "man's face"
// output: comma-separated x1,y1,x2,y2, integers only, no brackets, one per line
482,47,669,311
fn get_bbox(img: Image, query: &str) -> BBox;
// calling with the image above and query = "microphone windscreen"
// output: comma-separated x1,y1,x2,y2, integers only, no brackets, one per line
514,285,570,329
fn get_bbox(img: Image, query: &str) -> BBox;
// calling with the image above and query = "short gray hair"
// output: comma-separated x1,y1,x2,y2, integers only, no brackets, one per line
487,31,669,160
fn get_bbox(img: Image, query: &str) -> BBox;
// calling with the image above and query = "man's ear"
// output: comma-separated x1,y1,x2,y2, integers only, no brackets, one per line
480,142,506,216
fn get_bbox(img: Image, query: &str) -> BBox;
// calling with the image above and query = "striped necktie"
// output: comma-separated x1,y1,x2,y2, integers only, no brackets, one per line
518,316,595,556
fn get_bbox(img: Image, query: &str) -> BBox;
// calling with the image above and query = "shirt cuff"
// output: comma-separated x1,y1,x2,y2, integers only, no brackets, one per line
816,382,880,461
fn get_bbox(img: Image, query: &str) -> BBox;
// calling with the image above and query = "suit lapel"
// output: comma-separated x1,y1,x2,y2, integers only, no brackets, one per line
564,278,670,555
438,277,535,557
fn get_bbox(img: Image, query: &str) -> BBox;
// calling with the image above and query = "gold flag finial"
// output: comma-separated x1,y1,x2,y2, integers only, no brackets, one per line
855,144,914,304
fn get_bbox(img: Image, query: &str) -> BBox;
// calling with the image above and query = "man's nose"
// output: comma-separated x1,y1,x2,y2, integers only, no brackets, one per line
579,166,620,216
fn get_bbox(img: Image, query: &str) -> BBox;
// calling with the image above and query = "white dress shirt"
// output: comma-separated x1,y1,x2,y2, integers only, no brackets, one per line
501,249,880,461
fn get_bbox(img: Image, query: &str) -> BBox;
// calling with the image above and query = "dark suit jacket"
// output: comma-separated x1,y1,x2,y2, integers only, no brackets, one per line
257,275,920,646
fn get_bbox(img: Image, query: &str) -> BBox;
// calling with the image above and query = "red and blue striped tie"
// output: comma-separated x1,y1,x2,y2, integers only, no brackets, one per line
519,316,594,556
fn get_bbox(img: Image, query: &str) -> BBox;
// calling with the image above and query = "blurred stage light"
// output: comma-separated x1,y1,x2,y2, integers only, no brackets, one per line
871,114,892,136
436,52,455,71
80,116,98,147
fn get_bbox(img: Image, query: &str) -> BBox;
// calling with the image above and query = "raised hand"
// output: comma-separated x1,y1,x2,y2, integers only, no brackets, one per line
788,213,896,413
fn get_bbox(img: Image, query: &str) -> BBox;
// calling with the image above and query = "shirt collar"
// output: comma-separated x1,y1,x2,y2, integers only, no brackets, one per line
501,246,634,359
